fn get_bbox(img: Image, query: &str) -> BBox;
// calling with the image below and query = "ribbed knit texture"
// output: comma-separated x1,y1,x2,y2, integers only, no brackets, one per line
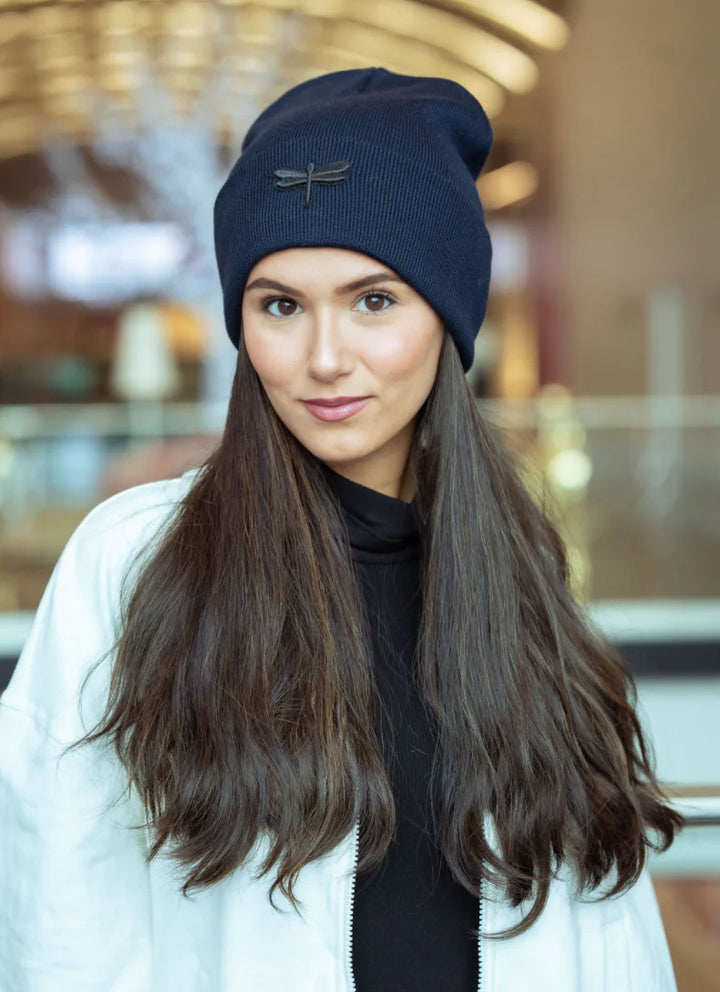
320,462,479,991
214,66,493,371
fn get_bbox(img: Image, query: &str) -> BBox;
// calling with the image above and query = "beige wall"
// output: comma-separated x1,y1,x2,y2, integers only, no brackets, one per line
537,0,719,395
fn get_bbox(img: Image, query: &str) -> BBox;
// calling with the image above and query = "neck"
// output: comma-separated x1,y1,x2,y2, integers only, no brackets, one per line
320,421,417,502
321,456,415,502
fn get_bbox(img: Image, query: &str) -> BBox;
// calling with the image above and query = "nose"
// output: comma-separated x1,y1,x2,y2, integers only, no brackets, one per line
306,308,353,381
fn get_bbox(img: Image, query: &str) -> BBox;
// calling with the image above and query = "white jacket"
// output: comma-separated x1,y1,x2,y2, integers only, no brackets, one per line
0,471,678,992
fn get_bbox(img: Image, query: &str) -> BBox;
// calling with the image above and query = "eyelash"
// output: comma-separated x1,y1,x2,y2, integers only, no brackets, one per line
259,287,397,319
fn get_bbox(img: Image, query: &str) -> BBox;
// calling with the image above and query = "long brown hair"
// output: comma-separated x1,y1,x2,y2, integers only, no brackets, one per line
70,329,683,939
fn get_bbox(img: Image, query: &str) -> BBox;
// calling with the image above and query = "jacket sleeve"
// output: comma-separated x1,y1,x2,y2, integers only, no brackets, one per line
604,863,678,992
481,813,679,991
0,484,177,992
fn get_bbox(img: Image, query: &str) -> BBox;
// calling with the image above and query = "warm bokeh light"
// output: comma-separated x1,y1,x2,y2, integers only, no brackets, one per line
0,0,570,157
478,160,540,210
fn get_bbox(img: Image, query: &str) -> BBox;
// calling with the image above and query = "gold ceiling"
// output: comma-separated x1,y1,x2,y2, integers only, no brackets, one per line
0,0,570,160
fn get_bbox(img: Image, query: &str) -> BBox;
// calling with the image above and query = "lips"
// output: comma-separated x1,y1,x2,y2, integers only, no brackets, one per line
302,396,371,422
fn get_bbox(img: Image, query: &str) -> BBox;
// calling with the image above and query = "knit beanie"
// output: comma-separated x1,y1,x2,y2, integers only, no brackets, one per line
214,66,493,371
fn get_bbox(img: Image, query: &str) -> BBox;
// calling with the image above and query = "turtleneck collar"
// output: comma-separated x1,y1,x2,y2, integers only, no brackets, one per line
319,461,421,562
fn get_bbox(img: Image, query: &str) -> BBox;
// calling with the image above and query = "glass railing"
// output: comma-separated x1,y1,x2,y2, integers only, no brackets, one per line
2,392,718,612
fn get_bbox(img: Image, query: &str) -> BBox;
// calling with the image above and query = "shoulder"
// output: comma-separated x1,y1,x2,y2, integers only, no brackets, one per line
71,468,200,556
1,469,202,738
57,468,201,594
51,466,204,633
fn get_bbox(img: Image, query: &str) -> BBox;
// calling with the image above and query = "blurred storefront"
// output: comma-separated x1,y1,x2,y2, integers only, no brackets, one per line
0,1,718,985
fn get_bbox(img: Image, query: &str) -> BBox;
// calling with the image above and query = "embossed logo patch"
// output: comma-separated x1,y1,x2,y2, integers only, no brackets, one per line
272,160,351,207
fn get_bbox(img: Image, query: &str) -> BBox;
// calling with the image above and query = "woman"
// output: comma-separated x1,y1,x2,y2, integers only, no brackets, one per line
0,67,682,991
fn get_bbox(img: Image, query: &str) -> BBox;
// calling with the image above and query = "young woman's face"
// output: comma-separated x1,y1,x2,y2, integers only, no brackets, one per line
241,247,444,499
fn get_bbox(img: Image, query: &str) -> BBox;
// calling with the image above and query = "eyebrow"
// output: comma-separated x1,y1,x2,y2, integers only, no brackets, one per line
244,271,405,297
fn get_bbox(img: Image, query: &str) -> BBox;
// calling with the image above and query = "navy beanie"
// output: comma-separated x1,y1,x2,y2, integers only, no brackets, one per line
214,66,493,372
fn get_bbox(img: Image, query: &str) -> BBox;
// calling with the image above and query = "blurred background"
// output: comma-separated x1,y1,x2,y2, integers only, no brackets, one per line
0,0,718,983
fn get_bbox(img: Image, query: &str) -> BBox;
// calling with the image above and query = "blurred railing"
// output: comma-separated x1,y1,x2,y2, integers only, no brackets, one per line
2,393,719,612
666,791,720,827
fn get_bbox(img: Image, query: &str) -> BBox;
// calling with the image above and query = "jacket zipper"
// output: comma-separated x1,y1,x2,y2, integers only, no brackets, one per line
346,822,359,992
477,877,483,992
345,823,484,992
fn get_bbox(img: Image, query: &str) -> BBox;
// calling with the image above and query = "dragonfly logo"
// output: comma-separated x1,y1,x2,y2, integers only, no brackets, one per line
272,161,351,207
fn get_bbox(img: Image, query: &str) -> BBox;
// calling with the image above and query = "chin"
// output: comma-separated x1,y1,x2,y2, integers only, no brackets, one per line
274,407,390,466
304,439,376,466
285,424,369,460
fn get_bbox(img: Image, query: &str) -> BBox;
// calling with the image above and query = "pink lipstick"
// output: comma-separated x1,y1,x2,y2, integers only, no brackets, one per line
302,396,371,422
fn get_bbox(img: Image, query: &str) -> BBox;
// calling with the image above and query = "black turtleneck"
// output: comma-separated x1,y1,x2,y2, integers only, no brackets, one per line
320,463,479,992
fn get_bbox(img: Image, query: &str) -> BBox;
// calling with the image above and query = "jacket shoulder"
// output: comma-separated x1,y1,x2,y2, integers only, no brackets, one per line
71,469,199,554
47,469,199,619
1,469,201,739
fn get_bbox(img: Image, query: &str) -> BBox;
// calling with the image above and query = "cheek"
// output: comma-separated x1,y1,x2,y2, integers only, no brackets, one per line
368,322,442,384
243,325,294,390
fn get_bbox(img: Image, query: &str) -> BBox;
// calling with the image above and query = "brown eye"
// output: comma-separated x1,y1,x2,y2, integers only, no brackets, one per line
263,297,299,317
357,291,395,314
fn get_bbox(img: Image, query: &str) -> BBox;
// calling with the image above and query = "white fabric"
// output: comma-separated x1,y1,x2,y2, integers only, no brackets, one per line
0,473,678,991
